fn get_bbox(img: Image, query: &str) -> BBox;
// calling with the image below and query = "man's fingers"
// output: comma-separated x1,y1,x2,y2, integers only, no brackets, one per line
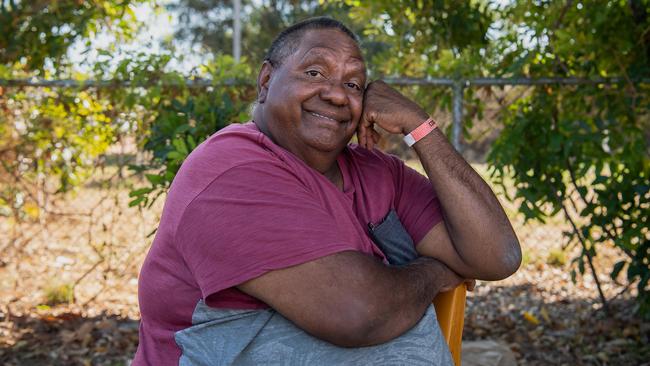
371,129,380,142
465,279,477,292
363,125,370,149
357,113,376,149
356,127,365,148
364,124,375,150
357,119,369,148
369,129,380,150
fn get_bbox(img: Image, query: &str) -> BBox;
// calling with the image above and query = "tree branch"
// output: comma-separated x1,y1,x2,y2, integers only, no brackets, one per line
555,189,610,315
565,158,634,259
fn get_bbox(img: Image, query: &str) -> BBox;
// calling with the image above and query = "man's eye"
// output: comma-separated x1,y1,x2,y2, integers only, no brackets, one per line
306,70,321,77
346,82,361,91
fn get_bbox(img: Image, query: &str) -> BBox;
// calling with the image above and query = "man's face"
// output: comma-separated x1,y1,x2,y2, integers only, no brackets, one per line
259,28,366,157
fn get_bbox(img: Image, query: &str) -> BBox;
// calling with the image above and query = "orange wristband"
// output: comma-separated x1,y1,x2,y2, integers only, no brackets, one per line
403,117,437,147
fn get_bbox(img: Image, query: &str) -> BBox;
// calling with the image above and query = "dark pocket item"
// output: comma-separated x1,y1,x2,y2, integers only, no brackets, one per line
368,209,419,266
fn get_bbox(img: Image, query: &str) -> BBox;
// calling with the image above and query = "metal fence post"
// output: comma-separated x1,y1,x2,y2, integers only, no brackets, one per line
452,80,464,152
233,0,241,62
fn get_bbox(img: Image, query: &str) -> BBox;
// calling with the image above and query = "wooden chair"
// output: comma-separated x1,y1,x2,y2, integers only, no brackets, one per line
432,284,467,366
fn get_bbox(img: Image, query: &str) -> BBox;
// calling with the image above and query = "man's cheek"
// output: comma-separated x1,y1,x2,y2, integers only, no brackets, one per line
353,98,364,117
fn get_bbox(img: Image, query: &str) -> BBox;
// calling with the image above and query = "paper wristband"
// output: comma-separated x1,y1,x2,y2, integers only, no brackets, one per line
403,117,438,147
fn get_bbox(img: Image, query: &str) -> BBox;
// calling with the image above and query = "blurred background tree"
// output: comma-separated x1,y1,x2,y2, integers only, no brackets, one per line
0,0,149,222
168,0,355,65
0,0,144,75
486,0,650,315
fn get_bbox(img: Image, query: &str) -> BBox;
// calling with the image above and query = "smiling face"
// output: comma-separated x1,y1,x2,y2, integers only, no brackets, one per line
255,28,366,161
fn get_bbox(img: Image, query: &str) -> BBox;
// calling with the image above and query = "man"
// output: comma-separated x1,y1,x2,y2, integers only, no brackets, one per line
134,17,521,366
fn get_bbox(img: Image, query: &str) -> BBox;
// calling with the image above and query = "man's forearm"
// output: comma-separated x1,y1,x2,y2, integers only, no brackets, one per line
239,251,459,348
339,255,457,347
412,128,521,279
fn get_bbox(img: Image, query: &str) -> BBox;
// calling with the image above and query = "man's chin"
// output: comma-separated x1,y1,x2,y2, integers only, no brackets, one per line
307,141,344,153
306,136,351,154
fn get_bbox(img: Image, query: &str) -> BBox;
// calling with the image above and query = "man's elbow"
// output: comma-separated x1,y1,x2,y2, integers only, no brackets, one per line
323,319,375,348
316,298,391,348
491,236,522,280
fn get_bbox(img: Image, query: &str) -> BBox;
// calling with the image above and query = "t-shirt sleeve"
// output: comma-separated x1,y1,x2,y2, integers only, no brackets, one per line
385,154,443,245
175,161,361,301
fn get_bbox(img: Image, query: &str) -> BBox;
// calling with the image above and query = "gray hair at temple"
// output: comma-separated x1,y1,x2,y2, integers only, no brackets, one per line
264,17,360,67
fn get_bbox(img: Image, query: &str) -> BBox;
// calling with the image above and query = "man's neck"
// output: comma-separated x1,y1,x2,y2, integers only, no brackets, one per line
323,161,343,190
253,112,344,189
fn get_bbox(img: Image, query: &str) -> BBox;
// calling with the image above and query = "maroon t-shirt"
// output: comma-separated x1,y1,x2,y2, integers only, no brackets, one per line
133,122,442,365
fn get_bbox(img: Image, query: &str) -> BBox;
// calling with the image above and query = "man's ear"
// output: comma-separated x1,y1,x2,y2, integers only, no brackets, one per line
256,61,274,103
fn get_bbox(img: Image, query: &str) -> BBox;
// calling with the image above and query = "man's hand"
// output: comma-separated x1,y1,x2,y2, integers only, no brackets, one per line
357,80,430,149
435,263,473,293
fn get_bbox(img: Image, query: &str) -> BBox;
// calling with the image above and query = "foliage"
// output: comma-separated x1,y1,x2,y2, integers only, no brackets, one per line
0,0,254,233
1,86,115,193
0,0,150,220
546,248,568,268
99,52,255,208
489,82,650,315
44,283,75,305
338,0,496,133
168,0,358,66
0,0,146,74
341,0,492,77
486,0,650,316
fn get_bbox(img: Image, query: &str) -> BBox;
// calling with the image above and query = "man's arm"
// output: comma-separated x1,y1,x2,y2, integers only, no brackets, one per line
358,80,522,281
412,130,521,280
238,251,463,347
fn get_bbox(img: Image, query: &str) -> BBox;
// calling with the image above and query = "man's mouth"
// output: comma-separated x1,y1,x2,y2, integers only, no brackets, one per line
307,110,347,123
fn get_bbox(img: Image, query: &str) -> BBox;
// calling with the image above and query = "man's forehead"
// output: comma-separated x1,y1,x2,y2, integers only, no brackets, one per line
299,47,365,67
296,29,365,66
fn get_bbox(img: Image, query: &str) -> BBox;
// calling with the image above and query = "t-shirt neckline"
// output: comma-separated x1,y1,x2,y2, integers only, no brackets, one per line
248,121,355,196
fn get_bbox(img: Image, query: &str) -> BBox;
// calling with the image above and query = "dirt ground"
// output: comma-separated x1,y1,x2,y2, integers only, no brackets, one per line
1,162,648,366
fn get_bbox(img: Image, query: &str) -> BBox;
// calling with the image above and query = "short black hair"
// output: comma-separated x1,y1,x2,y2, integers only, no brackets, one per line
264,17,359,67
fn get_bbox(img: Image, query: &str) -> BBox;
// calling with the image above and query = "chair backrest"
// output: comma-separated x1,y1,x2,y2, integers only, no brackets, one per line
432,284,467,366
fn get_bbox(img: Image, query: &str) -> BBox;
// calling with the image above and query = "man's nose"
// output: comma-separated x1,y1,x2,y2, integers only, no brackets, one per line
320,80,348,106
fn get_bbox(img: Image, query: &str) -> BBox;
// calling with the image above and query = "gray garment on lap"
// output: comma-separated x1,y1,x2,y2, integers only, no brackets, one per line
175,210,453,366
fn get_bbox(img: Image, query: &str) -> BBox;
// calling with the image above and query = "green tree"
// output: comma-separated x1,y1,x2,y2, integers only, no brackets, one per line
338,0,497,137
168,0,361,66
170,0,291,65
487,0,650,315
0,0,144,75
103,52,255,209
0,0,254,223
0,0,149,219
